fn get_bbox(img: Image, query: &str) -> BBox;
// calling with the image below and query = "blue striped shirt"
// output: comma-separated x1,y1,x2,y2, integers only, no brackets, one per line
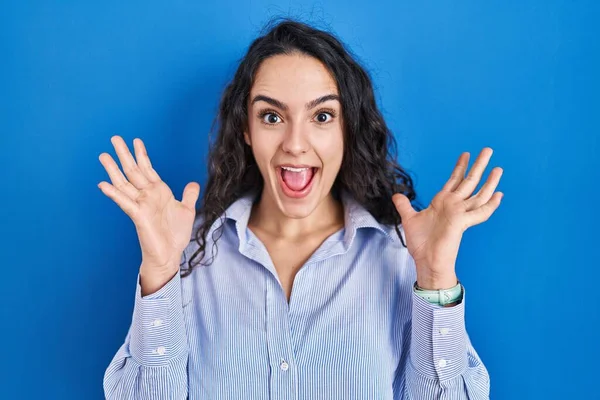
103,190,490,399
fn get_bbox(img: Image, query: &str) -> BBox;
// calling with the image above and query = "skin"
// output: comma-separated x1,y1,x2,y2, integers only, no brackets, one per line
244,53,346,242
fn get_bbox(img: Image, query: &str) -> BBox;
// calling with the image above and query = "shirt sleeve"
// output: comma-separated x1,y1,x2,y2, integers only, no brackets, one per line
403,285,491,399
129,271,188,366
103,271,189,399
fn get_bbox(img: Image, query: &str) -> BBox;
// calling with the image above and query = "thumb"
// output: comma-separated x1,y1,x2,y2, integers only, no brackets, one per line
181,182,200,210
392,193,417,222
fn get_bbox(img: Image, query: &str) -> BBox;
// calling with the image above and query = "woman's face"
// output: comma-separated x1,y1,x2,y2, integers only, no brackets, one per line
245,53,344,219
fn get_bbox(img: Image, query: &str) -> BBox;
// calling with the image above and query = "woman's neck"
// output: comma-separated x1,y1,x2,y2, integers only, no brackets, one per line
248,189,344,241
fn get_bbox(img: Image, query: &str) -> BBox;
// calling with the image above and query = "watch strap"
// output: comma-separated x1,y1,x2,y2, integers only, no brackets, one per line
413,280,463,306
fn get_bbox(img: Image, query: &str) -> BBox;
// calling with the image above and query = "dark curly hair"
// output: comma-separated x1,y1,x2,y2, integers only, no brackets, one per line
181,17,423,277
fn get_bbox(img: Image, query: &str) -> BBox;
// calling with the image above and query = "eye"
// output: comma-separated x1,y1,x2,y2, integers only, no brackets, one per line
315,112,333,124
259,112,282,125
313,108,337,124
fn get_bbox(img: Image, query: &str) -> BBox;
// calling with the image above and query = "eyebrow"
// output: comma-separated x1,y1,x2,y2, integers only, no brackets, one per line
250,94,340,111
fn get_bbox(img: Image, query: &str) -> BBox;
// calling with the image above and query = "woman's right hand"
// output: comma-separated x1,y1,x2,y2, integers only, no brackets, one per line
98,135,200,294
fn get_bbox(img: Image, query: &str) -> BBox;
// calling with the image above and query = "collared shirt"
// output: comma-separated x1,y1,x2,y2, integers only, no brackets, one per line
103,190,490,399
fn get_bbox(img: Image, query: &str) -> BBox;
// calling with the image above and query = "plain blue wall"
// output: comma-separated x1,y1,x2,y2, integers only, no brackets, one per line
1,1,598,398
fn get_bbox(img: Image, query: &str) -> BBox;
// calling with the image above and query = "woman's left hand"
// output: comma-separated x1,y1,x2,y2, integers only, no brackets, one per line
392,147,504,290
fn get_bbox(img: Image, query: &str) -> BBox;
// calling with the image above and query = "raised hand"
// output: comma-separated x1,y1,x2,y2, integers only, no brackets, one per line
98,135,200,294
392,147,504,290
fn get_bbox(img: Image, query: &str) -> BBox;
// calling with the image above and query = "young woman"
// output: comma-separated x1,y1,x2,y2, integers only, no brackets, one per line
99,18,501,399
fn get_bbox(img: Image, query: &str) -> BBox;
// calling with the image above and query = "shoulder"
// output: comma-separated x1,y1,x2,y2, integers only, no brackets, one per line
370,222,417,282
180,212,228,268
179,212,230,304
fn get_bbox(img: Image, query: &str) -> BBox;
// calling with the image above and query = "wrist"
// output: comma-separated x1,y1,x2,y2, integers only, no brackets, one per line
139,267,179,297
416,273,458,290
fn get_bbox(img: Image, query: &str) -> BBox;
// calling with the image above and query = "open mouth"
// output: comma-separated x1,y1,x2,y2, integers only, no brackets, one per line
276,166,318,199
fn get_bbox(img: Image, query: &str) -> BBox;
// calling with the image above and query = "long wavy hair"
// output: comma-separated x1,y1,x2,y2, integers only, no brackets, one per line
181,17,423,277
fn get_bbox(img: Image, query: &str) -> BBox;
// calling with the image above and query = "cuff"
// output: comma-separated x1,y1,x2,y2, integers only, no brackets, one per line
129,271,188,366
410,285,468,381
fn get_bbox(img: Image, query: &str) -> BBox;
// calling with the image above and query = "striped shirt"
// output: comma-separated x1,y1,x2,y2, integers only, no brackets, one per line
103,189,490,399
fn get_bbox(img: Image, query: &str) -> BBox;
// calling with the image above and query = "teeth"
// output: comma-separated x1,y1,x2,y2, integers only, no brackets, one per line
281,166,310,172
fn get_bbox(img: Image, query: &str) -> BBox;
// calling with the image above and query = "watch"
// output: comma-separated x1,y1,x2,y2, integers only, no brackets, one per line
413,280,463,306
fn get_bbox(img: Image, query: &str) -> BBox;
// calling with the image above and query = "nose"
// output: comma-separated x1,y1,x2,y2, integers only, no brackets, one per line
281,120,310,155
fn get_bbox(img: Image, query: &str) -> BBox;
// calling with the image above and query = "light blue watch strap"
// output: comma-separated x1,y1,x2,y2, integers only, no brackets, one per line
413,280,463,306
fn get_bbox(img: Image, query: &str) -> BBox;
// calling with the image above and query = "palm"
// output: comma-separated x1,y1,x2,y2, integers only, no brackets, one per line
98,136,200,269
134,180,197,267
392,148,504,274
399,192,465,268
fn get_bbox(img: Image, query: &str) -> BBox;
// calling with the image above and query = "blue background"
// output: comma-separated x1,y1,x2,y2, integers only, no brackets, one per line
1,1,598,398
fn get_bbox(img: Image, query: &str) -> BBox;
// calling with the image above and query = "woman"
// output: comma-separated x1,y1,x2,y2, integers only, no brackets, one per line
100,18,500,399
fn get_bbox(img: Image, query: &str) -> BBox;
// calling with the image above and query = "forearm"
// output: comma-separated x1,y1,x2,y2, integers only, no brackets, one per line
104,271,189,399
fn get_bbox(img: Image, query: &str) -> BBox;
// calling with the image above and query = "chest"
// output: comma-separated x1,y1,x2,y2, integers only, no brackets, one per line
261,238,325,302
248,223,343,303
183,244,403,399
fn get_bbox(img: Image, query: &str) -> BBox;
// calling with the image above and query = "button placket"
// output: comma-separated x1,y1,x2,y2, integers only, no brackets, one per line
265,275,296,398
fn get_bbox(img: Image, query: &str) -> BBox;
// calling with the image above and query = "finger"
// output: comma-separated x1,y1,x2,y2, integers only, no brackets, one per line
181,182,200,211
464,167,503,210
98,181,140,220
441,152,470,192
392,193,417,222
133,138,162,183
454,147,494,199
111,135,150,189
99,153,140,201
464,191,503,227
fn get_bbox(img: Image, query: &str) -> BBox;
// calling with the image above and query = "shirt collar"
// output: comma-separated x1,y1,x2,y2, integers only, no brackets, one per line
223,189,395,250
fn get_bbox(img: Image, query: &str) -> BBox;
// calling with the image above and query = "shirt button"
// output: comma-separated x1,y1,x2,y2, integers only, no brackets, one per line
152,319,163,327
280,360,289,371
438,358,447,368
439,327,450,335
156,346,166,356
